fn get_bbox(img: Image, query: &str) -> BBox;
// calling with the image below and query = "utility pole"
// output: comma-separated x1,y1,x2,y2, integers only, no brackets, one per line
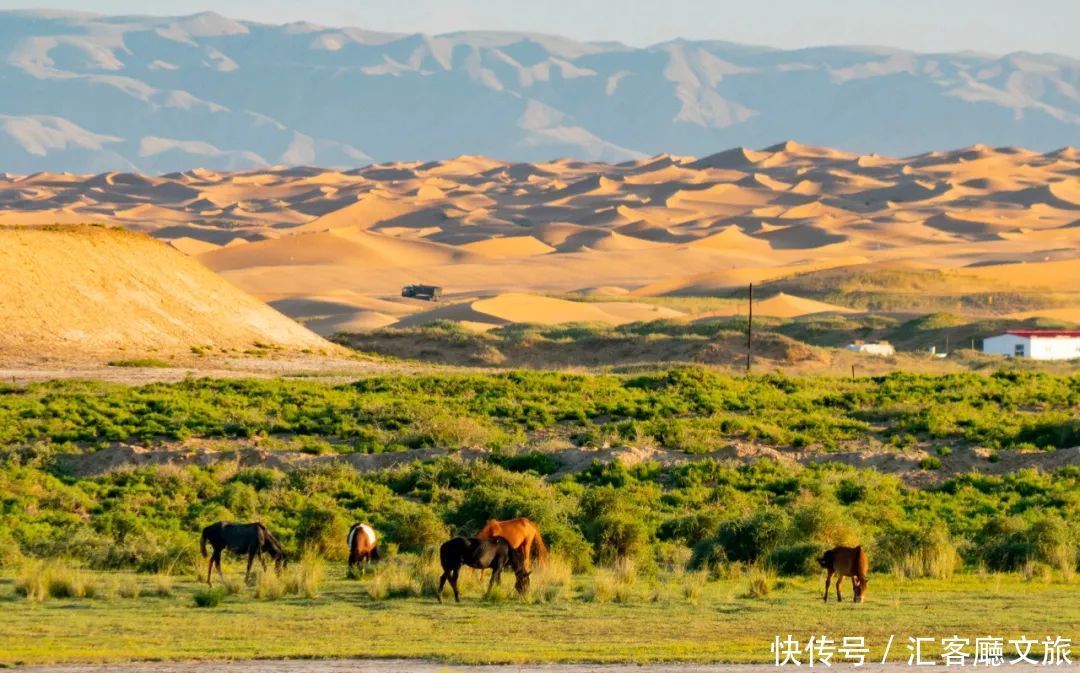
746,282,753,374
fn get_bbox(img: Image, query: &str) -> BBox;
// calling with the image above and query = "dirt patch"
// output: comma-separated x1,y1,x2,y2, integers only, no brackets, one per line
57,437,1080,486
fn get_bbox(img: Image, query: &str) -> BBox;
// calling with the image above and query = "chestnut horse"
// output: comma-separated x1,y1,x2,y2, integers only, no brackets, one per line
818,545,869,603
346,522,380,575
476,517,547,570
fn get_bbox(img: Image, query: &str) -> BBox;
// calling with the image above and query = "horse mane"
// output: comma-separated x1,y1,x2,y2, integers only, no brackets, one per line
258,523,285,558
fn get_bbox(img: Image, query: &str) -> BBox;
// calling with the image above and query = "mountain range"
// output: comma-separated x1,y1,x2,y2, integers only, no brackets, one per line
2,10,1079,172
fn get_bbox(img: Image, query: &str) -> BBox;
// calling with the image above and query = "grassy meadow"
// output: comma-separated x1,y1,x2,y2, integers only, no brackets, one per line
1,369,1078,664
1,567,1077,666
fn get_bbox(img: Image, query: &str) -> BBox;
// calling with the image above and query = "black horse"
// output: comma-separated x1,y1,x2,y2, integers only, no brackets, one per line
200,521,286,587
437,536,530,603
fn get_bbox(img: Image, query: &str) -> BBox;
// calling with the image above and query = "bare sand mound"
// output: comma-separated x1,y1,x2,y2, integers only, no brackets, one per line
0,226,331,357
459,235,556,257
398,293,683,328
688,225,774,254
753,292,857,318
471,294,682,325
292,193,423,232
201,229,480,272
167,236,221,256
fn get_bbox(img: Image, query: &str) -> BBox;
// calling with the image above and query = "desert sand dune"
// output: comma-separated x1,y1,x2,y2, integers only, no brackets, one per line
0,226,331,357
1,140,1078,332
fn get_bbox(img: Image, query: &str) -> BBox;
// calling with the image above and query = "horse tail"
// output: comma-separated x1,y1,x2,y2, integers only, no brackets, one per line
200,527,209,558
532,528,548,566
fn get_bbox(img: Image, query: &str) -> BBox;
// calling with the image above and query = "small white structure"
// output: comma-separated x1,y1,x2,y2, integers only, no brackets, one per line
846,340,895,356
982,330,1080,360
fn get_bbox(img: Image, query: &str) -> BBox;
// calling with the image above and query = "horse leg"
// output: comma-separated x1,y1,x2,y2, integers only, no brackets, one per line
214,551,226,586
835,574,843,602
258,549,267,573
206,552,216,587
437,571,448,603
851,576,860,603
451,568,461,603
245,550,256,583
522,538,533,572
823,569,833,602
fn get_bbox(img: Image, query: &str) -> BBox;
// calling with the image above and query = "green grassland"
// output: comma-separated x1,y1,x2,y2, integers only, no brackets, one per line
1,370,1078,665
1,570,1076,666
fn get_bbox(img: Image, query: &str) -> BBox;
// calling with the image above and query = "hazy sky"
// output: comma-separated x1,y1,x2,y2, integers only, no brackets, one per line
1,0,1075,57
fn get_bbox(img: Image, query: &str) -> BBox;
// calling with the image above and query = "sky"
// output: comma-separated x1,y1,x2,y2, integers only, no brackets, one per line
0,0,1076,57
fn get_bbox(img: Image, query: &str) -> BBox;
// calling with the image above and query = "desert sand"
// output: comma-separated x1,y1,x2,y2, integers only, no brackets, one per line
1,142,1078,335
0,226,334,358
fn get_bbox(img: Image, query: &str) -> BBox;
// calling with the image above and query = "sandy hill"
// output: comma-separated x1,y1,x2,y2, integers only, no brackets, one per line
0,226,331,358
396,293,684,329
3,141,1080,333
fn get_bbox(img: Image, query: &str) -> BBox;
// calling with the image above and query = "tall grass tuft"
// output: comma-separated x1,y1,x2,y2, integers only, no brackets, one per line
525,554,572,604
254,569,285,600
682,569,708,605
16,561,96,601
585,558,637,603
282,554,325,599
153,574,174,598
877,524,958,579
743,566,774,599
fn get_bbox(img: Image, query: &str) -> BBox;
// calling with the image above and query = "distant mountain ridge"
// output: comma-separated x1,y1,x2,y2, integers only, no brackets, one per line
1,10,1079,172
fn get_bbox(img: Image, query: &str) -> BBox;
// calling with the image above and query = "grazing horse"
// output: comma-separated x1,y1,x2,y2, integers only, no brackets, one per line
346,522,380,575
437,536,530,603
818,545,869,603
475,517,547,571
200,521,286,587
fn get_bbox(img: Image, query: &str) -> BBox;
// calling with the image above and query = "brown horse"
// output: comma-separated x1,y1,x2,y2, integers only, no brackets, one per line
476,517,548,571
346,523,380,575
818,545,869,603
200,521,286,587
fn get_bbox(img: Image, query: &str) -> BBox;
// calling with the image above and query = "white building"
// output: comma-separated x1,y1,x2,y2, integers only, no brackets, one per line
846,340,895,356
982,330,1080,360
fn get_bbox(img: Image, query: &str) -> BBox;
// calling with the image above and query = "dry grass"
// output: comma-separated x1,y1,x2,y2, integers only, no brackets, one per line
282,555,324,599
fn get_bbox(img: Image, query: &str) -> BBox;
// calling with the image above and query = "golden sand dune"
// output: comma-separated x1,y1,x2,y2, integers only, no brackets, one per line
399,293,683,329
752,292,857,318
2,142,1079,331
0,226,331,357
459,235,556,258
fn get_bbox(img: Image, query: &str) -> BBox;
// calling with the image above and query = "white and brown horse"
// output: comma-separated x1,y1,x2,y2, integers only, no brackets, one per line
347,522,380,575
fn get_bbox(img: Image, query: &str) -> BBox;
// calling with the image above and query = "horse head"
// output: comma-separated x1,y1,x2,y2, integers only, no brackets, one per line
514,567,531,594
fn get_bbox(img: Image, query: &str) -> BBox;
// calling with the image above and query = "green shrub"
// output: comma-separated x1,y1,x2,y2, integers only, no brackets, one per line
193,587,224,607
876,523,958,578
918,457,941,470
768,543,824,576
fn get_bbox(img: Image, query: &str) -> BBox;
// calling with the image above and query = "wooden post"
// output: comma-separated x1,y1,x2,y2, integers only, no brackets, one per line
746,282,753,374
851,364,855,380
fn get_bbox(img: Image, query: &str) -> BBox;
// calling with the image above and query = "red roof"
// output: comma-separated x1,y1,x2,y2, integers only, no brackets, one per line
1006,330,1080,338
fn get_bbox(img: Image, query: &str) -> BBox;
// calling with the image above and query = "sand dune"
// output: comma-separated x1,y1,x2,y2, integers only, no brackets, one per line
399,293,683,329
0,226,331,357
459,235,556,257
2,141,1078,332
